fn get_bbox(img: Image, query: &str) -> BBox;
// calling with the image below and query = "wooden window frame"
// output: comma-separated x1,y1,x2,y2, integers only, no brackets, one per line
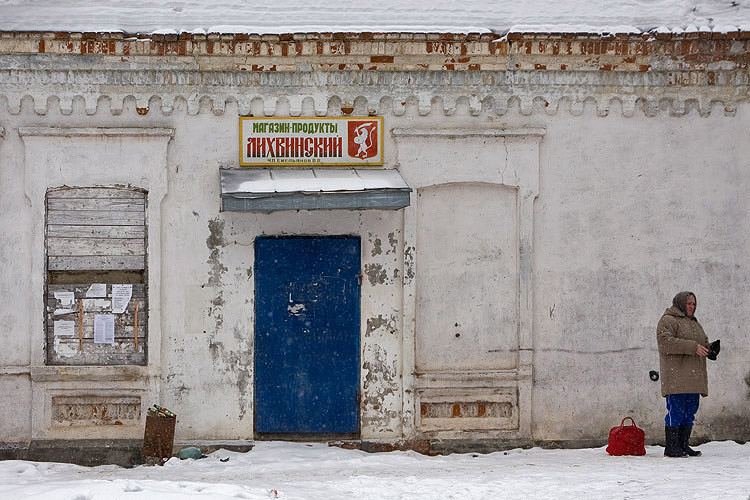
45,186,148,366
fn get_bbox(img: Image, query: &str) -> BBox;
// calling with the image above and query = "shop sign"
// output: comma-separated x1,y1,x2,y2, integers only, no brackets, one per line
240,117,383,166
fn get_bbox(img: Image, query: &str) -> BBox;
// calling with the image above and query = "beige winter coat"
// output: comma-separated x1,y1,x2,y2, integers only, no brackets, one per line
656,306,709,397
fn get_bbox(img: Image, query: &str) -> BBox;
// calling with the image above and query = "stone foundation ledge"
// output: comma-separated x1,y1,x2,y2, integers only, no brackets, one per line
0,439,255,467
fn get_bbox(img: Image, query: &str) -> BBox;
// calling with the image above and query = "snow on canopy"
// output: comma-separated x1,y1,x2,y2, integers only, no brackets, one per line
0,0,748,35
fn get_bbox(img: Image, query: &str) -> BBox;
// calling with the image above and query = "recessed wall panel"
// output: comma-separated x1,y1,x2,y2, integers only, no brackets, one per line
415,183,518,371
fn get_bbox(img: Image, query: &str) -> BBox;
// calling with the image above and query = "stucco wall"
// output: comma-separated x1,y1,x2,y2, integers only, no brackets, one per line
531,105,750,442
0,91,748,447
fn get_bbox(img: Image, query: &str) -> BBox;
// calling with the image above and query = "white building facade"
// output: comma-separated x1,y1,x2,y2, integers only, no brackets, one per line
0,31,748,461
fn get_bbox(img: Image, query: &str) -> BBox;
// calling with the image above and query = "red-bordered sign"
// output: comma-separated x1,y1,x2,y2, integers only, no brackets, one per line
240,117,383,166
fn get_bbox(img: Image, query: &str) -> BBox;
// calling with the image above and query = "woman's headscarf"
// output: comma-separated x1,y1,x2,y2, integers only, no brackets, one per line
672,291,696,316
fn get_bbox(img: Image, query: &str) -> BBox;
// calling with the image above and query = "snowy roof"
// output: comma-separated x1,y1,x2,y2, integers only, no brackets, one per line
0,0,749,35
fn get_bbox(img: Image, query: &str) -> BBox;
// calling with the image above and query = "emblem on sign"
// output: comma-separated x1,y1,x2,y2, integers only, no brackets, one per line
348,120,379,160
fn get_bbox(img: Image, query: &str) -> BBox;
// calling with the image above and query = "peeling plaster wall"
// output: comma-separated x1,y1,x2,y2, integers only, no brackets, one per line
0,64,749,446
157,104,406,439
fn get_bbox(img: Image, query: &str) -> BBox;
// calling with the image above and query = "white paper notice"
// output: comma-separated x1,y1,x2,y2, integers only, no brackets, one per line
111,284,133,314
86,283,107,297
54,320,75,336
94,314,115,344
54,291,75,308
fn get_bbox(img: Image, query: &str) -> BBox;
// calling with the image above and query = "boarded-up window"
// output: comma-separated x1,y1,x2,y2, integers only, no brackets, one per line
45,187,147,365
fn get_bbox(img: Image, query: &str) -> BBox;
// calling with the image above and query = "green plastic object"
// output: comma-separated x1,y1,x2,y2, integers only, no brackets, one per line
177,447,203,460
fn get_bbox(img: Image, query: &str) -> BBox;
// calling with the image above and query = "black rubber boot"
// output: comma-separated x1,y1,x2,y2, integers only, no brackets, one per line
664,426,687,457
679,425,702,456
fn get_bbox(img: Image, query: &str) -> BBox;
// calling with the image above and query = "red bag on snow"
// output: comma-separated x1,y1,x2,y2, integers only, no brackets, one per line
606,417,646,456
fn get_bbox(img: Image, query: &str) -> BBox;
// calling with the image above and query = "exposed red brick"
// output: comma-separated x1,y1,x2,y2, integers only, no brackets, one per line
534,63,546,70
38,39,44,53
329,440,361,450
442,63,454,70
407,440,432,455
371,55,393,63
420,404,427,416
468,63,480,70
600,64,613,71
477,403,486,417
452,404,461,417
639,64,651,72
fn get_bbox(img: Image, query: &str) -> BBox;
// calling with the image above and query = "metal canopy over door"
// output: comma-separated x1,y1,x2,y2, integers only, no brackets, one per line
254,236,361,437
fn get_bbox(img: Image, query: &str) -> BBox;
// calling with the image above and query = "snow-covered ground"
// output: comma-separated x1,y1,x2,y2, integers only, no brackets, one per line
0,440,748,499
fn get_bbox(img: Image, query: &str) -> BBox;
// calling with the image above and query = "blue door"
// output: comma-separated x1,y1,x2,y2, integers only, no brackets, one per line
254,236,361,436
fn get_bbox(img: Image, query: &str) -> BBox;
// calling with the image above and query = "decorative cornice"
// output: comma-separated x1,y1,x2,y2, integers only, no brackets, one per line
0,30,748,117
0,66,746,117
17,126,174,137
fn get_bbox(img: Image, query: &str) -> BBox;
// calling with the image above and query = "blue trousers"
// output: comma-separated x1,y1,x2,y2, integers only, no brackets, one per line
665,393,700,427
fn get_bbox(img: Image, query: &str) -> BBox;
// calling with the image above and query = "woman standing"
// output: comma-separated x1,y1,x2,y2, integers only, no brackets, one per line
656,291,710,457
